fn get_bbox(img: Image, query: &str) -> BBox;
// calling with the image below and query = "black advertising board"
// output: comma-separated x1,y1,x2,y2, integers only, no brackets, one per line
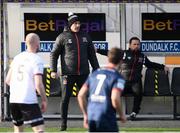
142,13,180,40
24,13,106,41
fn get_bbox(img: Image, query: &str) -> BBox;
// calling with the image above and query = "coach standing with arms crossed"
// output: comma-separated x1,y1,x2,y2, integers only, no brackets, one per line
50,12,99,131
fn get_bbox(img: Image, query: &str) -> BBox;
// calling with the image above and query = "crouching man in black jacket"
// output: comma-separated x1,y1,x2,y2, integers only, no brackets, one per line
97,37,169,120
50,12,99,131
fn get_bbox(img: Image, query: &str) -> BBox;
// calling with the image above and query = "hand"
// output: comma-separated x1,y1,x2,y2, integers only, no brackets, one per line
51,72,58,79
120,114,127,123
83,114,88,129
41,100,48,113
164,66,169,75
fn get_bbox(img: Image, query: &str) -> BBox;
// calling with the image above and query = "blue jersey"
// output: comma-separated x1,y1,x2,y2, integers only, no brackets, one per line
85,67,125,131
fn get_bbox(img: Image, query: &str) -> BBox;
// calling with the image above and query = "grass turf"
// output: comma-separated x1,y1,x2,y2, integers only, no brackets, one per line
0,127,180,132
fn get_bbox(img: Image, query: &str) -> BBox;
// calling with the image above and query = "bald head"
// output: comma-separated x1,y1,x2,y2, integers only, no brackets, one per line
25,33,40,52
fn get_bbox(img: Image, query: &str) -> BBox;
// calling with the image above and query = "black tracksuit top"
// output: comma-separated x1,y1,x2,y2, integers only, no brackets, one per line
50,27,99,75
97,49,164,82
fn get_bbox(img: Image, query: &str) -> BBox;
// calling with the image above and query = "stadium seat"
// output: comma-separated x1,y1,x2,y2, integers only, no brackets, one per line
171,67,180,95
143,68,171,96
43,67,61,96
42,67,78,97
171,67,180,119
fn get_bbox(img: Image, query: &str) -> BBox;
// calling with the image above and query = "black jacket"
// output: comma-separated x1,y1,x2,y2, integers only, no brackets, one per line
50,27,99,75
97,49,164,82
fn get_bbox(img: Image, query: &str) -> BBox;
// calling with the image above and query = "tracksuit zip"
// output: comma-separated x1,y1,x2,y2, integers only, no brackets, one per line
129,52,137,80
74,33,80,75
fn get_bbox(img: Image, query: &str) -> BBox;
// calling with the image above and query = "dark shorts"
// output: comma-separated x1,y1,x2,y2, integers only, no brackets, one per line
88,120,118,132
10,103,44,127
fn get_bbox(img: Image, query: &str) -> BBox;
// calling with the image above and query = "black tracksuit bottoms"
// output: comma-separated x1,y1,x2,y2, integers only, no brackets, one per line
123,80,143,114
60,74,88,126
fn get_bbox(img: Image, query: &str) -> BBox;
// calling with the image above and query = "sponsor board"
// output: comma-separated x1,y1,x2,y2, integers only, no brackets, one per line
24,13,106,41
141,41,180,53
142,13,180,40
21,41,108,52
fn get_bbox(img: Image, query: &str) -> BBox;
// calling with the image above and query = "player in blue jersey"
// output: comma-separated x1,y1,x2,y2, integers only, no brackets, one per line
78,47,127,132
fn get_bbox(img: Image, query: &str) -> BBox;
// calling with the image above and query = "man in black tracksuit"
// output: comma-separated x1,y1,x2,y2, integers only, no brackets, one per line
50,13,99,131
97,37,169,120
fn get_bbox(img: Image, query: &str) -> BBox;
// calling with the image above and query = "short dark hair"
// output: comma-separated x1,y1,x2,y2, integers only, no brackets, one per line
129,37,140,44
108,47,124,65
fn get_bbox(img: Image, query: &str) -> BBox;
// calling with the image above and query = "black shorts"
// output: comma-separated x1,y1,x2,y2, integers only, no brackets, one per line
9,103,44,127
88,120,118,132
